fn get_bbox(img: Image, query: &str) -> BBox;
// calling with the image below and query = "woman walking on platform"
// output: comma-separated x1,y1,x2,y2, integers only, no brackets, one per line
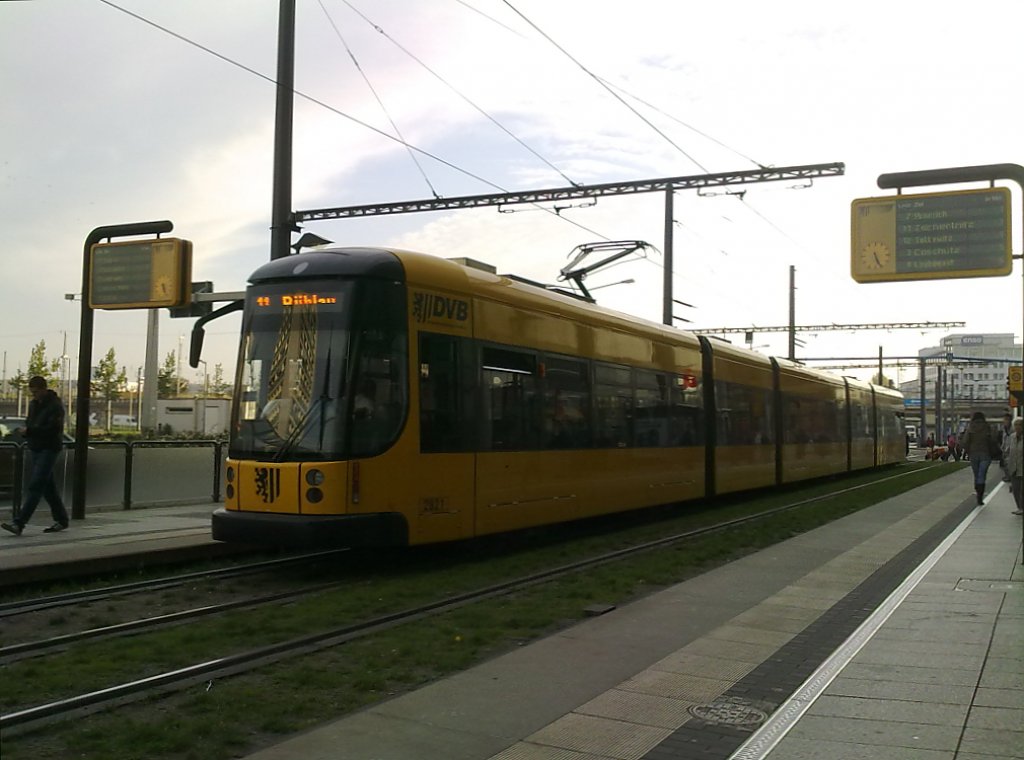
1006,417,1024,515
960,411,997,505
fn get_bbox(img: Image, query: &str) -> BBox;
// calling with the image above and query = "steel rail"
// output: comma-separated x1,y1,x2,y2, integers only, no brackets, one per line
0,549,349,617
0,465,931,733
0,582,342,661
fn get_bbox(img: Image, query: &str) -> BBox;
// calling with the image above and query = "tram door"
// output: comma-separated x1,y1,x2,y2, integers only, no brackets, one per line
413,333,476,543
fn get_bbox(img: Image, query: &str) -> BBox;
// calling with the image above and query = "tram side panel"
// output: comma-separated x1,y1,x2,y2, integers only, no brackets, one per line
707,343,777,495
379,289,478,545
846,379,876,471
776,362,848,483
470,297,705,537
874,386,906,465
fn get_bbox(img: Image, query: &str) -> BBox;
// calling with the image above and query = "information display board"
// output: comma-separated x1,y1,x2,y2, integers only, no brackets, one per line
89,238,192,309
851,188,1011,283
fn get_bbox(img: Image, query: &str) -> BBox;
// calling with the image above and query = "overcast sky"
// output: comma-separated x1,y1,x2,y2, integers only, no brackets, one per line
2,0,1022,392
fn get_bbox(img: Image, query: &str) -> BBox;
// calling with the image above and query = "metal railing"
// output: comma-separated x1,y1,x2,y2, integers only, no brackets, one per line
0,440,225,512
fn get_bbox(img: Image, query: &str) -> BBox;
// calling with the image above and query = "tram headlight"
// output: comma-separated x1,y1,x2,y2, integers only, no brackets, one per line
226,484,235,499
306,487,323,503
226,466,235,483
305,468,324,486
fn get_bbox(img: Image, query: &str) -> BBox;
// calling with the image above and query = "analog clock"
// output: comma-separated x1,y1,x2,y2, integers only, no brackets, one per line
859,241,891,270
152,275,173,299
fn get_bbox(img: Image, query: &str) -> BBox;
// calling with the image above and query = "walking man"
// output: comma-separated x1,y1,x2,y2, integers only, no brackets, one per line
2,376,70,535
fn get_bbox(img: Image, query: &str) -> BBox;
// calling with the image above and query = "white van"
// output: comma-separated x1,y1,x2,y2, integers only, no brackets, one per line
113,414,138,427
904,424,917,443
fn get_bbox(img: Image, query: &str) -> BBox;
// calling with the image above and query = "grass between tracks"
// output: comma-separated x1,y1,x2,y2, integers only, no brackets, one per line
1,462,966,760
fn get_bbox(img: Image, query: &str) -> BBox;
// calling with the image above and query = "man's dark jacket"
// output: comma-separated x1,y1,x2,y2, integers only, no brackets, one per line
25,390,65,451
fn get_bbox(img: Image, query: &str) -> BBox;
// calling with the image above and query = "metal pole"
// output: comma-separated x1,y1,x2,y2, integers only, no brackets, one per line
877,164,1024,560
788,266,796,361
269,0,296,261
74,221,172,521
878,346,883,386
919,357,926,441
663,188,673,326
141,310,159,433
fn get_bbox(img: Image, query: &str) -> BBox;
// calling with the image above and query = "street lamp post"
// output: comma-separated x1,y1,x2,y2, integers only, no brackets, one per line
176,335,184,398
197,359,208,434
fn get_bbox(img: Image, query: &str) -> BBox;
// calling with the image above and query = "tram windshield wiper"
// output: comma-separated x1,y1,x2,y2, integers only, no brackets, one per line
273,347,335,462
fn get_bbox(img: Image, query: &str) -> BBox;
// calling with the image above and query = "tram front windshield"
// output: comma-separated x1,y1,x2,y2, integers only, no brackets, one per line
230,283,352,460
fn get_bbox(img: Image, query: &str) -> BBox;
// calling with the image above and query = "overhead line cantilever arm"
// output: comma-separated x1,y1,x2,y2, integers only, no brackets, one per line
294,162,844,221
693,321,966,334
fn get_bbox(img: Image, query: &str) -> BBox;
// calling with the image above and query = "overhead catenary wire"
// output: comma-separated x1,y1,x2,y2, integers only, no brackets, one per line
316,0,441,199
94,0,500,192
93,0,823,311
501,0,709,174
92,0,613,242
597,76,767,170
495,0,832,318
339,0,579,187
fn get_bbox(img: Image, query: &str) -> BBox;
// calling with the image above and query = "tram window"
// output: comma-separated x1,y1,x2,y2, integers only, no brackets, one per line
633,370,668,447
542,356,591,449
594,362,632,448
481,347,541,451
851,398,873,439
419,333,474,452
670,373,705,446
716,380,772,445
783,394,838,444
350,281,409,457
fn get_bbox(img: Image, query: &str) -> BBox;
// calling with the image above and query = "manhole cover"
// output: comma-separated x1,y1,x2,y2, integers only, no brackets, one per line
956,579,1024,593
688,696,769,728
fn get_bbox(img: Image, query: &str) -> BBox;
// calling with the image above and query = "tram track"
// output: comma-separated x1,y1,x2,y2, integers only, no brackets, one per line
0,548,350,618
0,466,930,734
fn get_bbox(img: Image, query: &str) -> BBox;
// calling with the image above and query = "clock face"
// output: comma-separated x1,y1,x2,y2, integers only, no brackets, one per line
151,275,173,299
860,241,891,270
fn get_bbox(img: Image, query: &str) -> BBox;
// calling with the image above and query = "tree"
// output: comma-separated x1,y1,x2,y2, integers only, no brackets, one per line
158,351,188,397
27,340,61,388
210,363,231,396
9,341,61,397
93,348,127,402
9,368,27,396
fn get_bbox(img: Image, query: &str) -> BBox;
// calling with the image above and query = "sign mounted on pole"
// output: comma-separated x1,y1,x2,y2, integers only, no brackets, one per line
850,187,1011,283
89,237,192,309
1009,366,1023,407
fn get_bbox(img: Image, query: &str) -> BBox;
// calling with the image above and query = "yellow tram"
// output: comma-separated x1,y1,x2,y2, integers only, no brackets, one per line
212,248,905,547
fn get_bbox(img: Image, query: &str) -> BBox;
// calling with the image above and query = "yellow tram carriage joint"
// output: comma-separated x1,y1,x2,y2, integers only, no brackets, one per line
208,247,905,549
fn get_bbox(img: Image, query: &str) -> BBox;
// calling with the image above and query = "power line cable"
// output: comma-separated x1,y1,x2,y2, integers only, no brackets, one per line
597,76,766,169
95,0,501,192
316,0,440,198
95,0,610,242
494,3,833,284
501,0,709,173
339,0,578,186
452,0,526,38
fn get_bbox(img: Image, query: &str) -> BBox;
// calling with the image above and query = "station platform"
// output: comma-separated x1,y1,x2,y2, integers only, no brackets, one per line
0,502,235,588
238,470,1023,760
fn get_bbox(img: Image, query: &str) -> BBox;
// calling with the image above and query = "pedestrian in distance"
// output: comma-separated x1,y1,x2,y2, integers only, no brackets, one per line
947,432,961,461
1006,417,1024,516
959,411,997,505
998,412,1013,482
1,376,70,536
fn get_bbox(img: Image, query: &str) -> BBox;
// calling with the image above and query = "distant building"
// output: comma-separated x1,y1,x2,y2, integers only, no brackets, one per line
900,333,1019,440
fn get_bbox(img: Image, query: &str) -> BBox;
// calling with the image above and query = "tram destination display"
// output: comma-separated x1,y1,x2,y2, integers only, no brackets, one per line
850,188,1011,283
